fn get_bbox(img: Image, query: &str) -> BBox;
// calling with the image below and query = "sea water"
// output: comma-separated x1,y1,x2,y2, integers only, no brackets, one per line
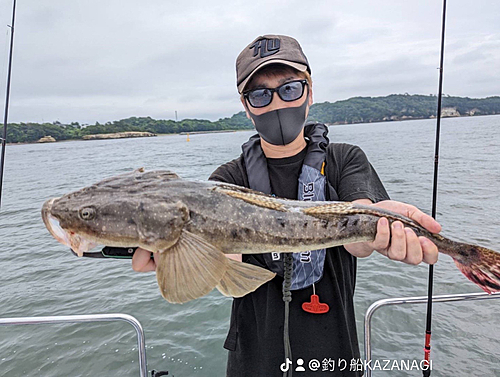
0,115,499,376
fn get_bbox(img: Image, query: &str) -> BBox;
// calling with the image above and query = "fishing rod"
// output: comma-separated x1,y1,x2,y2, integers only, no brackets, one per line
0,0,17,210
423,0,447,375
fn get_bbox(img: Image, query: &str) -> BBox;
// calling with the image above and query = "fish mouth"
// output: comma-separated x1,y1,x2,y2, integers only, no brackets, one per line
42,198,99,256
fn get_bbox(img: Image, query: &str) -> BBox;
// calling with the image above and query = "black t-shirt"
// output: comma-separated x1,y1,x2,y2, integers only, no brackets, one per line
209,143,389,377
267,146,307,199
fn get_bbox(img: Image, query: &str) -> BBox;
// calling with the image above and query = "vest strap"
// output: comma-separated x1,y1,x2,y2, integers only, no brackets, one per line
242,123,332,290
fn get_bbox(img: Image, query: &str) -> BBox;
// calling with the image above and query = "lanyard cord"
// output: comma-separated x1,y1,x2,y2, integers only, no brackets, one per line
423,0,447,375
282,253,293,377
0,0,17,210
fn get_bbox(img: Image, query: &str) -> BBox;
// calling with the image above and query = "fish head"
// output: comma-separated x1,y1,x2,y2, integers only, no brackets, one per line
42,170,189,256
42,197,94,256
42,191,141,255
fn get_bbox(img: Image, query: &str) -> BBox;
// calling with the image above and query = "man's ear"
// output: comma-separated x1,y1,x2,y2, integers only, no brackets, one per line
308,85,314,106
241,97,254,123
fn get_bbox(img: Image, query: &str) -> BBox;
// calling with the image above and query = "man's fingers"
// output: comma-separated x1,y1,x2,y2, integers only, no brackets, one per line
406,205,442,234
403,228,423,265
387,221,406,261
420,237,439,265
368,201,441,265
373,200,442,234
132,247,156,272
372,217,390,251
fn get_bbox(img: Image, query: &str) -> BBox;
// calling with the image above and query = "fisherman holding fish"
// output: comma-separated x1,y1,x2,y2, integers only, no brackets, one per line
40,34,500,377
131,35,442,376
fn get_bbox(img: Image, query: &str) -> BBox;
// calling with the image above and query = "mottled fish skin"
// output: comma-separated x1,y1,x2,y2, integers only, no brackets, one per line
42,169,500,301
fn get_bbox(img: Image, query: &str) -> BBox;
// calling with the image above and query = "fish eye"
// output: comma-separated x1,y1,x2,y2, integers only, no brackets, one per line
79,207,96,220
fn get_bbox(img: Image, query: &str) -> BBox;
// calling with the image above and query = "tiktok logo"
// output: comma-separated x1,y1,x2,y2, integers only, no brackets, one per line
280,358,292,372
249,38,280,58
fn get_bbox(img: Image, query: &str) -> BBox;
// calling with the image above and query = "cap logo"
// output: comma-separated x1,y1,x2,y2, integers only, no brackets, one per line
249,38,280,58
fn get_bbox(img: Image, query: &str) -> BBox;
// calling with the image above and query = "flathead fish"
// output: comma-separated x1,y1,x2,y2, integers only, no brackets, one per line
42,169,500,303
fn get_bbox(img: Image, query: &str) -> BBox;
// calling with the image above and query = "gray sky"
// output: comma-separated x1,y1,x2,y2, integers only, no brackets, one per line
1,0,499,124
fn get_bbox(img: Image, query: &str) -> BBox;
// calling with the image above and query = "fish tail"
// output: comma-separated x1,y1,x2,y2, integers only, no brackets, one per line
451,245,500,294
216,259,276,298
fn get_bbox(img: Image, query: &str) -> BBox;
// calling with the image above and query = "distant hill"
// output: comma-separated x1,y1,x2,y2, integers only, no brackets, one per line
308,94,500,124
6,113,253,144
6,94,500,144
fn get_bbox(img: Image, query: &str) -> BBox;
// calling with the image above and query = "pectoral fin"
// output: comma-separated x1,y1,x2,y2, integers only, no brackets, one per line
156,231,228,303
216,259,276,298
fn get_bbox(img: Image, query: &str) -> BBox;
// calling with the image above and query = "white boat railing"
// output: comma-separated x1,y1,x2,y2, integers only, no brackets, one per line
0,313,148,377
364,292,500,377
3,295,499,376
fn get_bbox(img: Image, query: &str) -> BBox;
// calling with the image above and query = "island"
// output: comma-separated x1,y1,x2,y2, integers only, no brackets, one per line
5,94,500,144
82,131,157,140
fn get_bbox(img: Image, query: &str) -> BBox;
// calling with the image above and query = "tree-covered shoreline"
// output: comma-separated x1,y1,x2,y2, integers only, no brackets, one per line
6,94,500,144
307,94,500,124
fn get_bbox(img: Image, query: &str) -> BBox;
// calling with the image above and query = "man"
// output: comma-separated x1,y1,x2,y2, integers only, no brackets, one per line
133,35,440,376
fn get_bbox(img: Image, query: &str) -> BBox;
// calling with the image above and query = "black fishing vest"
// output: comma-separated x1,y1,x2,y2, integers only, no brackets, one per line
241,122,339,290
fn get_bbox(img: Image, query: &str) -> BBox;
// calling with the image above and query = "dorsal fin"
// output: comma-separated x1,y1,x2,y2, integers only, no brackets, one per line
138,170,180,180
215,187,287,212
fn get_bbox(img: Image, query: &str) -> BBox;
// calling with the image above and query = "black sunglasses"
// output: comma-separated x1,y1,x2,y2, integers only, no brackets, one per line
243,79,308,108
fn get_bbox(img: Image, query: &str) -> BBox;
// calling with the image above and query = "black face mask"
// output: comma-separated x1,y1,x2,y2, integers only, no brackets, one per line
247,89,309,146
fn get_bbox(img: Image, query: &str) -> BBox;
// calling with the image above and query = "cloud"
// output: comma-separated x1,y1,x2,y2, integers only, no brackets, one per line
0,0,499,123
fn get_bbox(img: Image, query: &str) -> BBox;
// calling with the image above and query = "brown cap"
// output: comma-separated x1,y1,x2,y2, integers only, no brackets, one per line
236,34,311,93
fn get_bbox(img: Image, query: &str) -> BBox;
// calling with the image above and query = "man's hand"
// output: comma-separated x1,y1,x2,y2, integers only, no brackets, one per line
131,248,242,273
344,199,441,265
132,248,158,272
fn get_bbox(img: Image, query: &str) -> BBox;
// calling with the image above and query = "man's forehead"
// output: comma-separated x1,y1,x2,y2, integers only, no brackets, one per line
249,74,301,88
